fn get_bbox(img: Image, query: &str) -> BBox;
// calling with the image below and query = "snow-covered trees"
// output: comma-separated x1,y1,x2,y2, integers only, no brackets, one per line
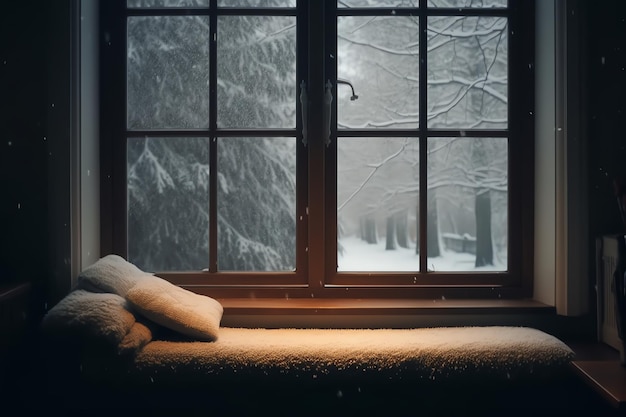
336,8,508,271
126,3,296,272
124,1,510,273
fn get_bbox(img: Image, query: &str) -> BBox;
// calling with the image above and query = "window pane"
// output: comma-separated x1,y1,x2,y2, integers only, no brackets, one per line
127,16,210,129
218,0,296,7
337,137,420,272
427,16,508,129
427,137,507,272
127,137,210,272
338,16,419,129
217,137,296,271
338,0,418,7
217,16,296,129
428,0,507,8
128,0,210,7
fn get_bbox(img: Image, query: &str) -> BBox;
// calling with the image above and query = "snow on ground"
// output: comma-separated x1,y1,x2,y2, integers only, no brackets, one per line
337,235,506,272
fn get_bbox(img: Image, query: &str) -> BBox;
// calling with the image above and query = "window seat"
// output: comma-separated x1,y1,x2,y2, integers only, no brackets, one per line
40,325,579,415
36,257,578,414
119,326,573,385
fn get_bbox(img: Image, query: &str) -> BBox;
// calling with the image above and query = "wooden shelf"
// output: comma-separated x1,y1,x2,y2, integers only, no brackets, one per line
569,342,626,410
571,361,626,410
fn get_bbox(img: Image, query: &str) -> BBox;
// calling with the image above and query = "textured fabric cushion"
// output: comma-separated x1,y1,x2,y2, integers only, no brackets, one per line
117,321,154,356
126,276,223,341
128,327,574,384
41,289,136,348
76,254,152,297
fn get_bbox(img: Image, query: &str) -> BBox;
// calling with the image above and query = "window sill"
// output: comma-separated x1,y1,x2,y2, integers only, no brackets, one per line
217,297,554,316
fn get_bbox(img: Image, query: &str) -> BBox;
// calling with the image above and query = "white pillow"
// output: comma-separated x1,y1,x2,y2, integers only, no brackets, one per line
126,276,223,341
76,254,152,297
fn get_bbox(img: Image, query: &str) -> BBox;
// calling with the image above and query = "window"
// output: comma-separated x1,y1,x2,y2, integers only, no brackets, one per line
100,0,535,300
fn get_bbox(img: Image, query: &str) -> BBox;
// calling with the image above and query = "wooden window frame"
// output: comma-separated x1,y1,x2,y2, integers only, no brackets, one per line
100,0,535,302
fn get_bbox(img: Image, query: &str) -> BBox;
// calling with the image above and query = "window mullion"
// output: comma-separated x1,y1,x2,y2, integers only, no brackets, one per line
418,1,428,274
322,0,341,291
296,0,309,280
209,5,218,272
307,0,329,292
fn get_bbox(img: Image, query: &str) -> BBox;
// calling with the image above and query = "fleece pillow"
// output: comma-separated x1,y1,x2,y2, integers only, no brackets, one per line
76,254,152,297
117,320,154,356
126,276,223,341
41,290,136,349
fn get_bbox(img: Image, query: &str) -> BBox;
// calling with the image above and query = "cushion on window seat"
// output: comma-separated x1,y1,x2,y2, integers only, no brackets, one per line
126,276,223,342
75,254,153,297
40,289,152,356
42,255,575,402
106,326,574,386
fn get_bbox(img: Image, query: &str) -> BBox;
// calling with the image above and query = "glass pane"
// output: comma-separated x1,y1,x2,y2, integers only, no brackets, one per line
427,16,508,129
217,137,296,271
127,16,210,129
337,137,419,272
428,0,507,8
217,16,296,129
127,137,210,272
427,137,507,272
338,16,419,129
128,0,210,7
218,0,296,7
339,0,417,7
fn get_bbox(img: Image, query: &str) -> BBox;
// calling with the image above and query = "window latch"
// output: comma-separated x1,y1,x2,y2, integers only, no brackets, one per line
324,80,333,147
300,80,308,146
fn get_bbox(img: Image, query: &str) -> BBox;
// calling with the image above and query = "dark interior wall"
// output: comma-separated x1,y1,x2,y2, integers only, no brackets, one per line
0,4,48,295
0,1,72,317
587,0,626,238
0,1,51,397
45,0,73,309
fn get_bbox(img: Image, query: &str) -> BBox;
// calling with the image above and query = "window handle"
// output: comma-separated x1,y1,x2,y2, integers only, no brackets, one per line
300,80,308,146
324,79,333,147
337,78,359,101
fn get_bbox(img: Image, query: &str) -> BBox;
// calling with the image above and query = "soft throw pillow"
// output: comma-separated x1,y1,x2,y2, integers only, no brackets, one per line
41,289,136,348
76,254,152,297
126,276,223,341
117,320,153,356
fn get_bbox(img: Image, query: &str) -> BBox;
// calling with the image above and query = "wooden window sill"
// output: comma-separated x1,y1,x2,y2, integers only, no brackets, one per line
0,282,31,302
217,297,554,316
568,342,626,410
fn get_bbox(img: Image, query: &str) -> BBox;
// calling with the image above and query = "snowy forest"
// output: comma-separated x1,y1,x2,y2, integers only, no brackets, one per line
125,0,509,273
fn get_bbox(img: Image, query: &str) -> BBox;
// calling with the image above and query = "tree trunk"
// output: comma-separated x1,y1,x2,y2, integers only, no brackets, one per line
427,190,440,257
359,217,365,241
415,199,420,255
385,216,396,250
395,211,409,248
362,216,377,244
475,190,493,267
